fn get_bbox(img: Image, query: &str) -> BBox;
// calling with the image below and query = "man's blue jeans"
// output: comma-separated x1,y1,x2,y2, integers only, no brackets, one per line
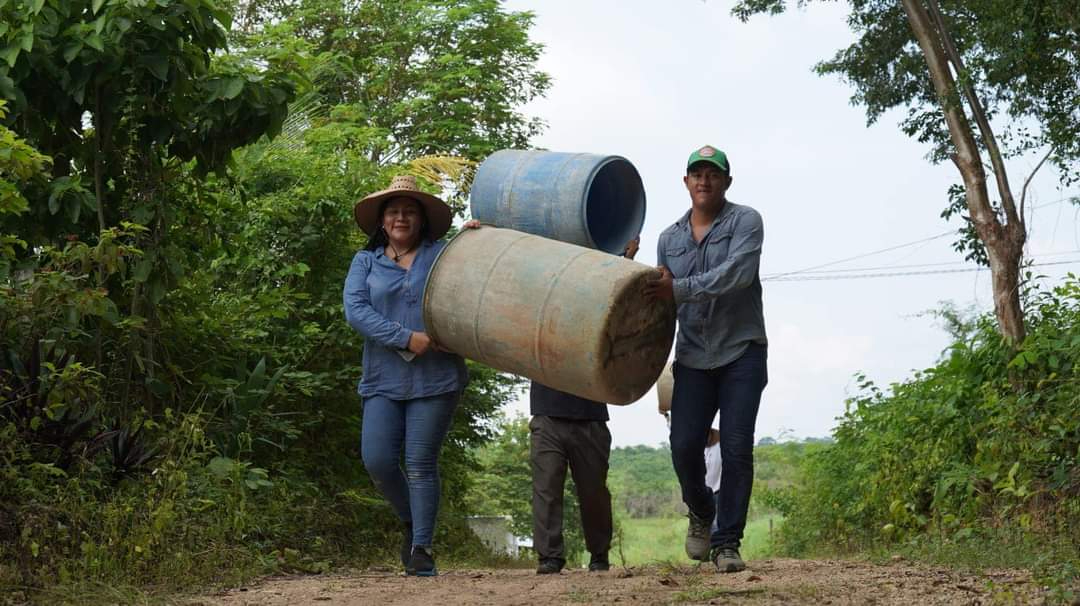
669,343,767,550
361,391,459,548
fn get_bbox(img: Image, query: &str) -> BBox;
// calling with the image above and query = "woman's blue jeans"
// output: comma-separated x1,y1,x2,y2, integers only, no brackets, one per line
669,343,767,550
361,391,459,548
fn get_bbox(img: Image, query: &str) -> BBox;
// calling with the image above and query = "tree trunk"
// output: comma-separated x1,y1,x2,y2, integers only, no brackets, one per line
899,0,1026,345
93,91,106,233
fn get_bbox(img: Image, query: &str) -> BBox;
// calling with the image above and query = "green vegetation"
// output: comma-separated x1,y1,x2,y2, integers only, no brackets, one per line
3,1,1078,602
1,0,546,601
771,278,1080,600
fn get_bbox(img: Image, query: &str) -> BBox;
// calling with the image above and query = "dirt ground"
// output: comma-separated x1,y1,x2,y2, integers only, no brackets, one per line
192,557,1047,605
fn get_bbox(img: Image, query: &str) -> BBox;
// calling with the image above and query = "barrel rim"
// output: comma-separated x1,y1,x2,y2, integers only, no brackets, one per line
579,154,647,253
471,149,647,254
421,228,470,348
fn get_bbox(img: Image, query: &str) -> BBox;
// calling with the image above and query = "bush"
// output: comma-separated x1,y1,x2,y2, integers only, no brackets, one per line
775,276,1080,563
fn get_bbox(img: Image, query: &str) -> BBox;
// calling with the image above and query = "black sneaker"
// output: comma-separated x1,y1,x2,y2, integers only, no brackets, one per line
712,546,746,573
400,522,413,570
408,546,437,577
685,511,713,560
536,558,564,575
588,553,610,572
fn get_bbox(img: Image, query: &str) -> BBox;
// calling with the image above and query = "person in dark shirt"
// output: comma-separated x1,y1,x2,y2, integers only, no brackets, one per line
531,236,639,575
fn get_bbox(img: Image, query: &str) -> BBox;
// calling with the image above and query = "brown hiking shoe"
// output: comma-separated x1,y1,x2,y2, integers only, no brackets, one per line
712,547,746,573
685,511,712,561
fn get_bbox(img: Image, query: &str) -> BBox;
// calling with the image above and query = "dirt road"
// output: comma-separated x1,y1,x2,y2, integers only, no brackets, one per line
193,557,1045,605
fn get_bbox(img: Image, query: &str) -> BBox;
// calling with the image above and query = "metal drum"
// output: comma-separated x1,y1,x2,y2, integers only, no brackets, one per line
469,150,646,255
423,227,674,404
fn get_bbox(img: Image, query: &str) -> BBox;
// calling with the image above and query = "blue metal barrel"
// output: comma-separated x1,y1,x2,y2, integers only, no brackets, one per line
469,150,646,254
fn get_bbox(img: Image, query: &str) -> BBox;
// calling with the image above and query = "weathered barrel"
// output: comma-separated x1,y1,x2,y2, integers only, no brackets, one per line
469,150,646,255
423,227,674,404
656,363,674,415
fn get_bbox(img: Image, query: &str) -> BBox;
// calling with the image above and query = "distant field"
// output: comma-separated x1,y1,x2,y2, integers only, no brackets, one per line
611,515,782,567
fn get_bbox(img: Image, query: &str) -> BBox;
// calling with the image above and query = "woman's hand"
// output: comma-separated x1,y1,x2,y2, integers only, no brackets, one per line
463,219,482,229
407,331,434,355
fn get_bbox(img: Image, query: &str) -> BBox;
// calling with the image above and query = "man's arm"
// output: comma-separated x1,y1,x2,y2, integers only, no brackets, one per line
672,209,763,304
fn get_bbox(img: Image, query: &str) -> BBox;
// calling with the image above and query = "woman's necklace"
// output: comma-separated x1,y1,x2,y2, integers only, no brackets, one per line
388,241,418,262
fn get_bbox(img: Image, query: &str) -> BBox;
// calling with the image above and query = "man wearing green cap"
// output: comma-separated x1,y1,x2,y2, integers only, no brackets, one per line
644,145,767,573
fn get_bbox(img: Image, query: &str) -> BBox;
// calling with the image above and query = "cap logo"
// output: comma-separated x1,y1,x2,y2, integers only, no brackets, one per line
699,146,716,157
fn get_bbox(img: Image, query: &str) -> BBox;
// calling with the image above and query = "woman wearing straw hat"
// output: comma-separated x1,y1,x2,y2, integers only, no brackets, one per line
344,175,477,577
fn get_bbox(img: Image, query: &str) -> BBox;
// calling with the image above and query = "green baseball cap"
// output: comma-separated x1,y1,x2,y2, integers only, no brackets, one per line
686,145,730,174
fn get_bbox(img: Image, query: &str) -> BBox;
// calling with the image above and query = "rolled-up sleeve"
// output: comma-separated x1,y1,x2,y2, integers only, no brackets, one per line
673,209,763,304
343,252,412,349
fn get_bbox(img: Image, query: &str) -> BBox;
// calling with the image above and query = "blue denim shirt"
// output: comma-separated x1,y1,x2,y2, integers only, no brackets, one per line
657,202,767,370
343,239,468,399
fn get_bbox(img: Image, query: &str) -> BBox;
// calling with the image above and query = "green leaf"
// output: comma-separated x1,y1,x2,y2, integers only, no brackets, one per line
142,55,168,81
65,195,81,223
0,46,20,68
18,30,33,52
222,77,244,100
85,33,104,52
132,256,154,282
30,0,45,14
47,187,62,215
92,0,106,14
62,43,82,63
0,74,14,100
207,456,236,479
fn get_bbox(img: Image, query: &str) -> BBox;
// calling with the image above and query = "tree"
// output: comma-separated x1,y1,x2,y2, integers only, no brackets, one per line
0,0,297,237
732,0,1080,344
228,0,551,164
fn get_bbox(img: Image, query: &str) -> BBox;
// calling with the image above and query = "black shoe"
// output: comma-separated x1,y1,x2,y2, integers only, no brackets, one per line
400,522,413,569
408,546,437,577
711,546,746,573
588,553,610,572
536,558,564,575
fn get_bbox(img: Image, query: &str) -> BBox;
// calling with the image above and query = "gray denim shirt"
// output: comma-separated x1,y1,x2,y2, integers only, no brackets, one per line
657,202,767,370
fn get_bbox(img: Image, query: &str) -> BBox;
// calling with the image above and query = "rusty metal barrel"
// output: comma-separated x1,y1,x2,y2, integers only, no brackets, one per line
469,150,646,255
423,227,675,404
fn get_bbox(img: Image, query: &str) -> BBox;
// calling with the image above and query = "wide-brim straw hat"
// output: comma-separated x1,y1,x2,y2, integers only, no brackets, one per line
354,175,453,240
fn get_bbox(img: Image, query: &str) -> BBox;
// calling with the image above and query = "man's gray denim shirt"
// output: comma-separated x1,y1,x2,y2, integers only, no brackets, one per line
657,201,767,370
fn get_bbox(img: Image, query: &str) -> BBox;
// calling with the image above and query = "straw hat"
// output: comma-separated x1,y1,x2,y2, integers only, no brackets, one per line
354,175,453,239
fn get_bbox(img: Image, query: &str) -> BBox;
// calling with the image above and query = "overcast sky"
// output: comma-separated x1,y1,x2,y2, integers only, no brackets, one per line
494,0,1080,447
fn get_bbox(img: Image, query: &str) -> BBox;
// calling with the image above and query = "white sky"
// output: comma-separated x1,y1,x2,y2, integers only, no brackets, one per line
494,0,1080,447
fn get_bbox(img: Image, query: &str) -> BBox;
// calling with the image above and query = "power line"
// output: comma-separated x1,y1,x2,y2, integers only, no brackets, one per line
764,259,1080,282
764,193,1079,280
1031,193,1080,211
764,230,955,280
789,249,1080,276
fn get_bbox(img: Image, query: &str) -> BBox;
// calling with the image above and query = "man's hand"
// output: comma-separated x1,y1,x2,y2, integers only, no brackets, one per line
643,266,675,301
463,219,481,229
407,331,434,355
623,236,640,260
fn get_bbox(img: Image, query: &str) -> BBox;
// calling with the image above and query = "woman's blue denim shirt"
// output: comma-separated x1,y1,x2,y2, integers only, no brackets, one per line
343,239,468,399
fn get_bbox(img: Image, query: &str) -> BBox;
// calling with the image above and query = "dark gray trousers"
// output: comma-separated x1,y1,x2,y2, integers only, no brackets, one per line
529,415,612,562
